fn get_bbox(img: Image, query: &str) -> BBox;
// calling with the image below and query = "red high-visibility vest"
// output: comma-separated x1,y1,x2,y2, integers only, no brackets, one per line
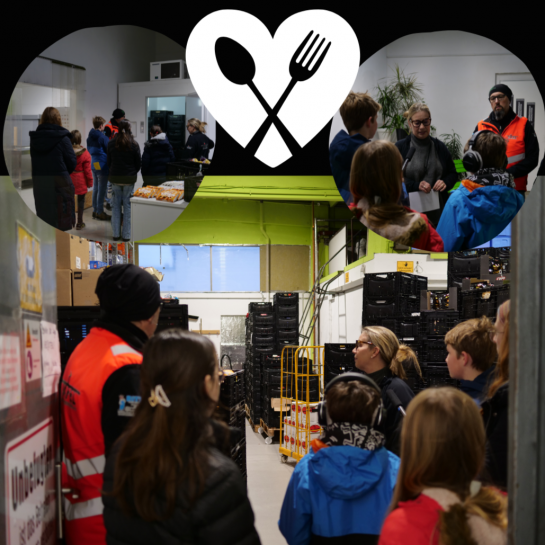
477,115,528,190
60,327,142,545
104,121,119,141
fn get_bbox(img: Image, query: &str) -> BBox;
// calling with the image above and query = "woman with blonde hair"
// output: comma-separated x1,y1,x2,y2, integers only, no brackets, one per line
379,387,507,545
480,299,510,489
29,106,77,230
395,103,458,226
185,118,215,159
350,140,444,251
353,326,422,455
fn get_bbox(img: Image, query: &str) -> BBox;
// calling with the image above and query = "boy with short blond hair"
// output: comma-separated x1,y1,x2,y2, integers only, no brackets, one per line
444,316,498,401
330,92,381,203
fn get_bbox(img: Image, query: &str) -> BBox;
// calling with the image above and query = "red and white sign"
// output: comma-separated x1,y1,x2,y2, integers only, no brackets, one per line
5,418,56,545
24,319,42,383
0,334,22,410
40,322,61,398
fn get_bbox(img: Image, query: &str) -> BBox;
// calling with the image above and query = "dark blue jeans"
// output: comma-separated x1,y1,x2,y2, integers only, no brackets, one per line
92,170,108,214
111,183,134,239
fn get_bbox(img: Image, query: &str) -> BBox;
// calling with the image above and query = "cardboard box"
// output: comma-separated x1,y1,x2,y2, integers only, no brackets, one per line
56,270,72,306
75,190,93,211
56,231,90,270
72,270,103,306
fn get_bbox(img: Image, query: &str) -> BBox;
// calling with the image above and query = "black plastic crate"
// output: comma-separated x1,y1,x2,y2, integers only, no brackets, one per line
420,310,460,338
253,334,276,346
426,365,458,388
276,304,298,318
448,253,483,276
420,340,448,365
277,329,298,342
324,343,356,365
273,292,299,305
364,272,427,298
263,354,282,369
276,316,299,328
362,316,421,341
362,295,420,320
496,285,510,309
247,324,275,336
249,312,276,325
460,285,509,320
249,302,274,313
276,340,300,353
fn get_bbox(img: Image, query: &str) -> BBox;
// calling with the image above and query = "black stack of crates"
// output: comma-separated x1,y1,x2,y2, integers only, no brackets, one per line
324,344,356,385
166,114,186,159
218,370,246,479
459,284,510,320
273,293,300,354
244,302,274,425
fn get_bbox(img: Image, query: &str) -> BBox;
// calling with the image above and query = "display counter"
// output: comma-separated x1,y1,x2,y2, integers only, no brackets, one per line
130,195,188,241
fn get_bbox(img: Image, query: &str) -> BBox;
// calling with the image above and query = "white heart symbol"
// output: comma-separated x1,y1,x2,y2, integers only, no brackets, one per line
186,10,360,168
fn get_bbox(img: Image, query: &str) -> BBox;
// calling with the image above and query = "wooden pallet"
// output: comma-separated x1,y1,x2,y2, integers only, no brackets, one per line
247,415,260,433
260,419,279,437
245,403,250,419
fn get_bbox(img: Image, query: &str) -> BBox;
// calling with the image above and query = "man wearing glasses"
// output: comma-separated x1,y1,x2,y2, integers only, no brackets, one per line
475,84,539,196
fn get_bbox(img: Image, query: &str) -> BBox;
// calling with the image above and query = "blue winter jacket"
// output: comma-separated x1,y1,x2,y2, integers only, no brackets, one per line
436,183,524,252
142,133,176,176
87,128,109,176
329,130,409,206
278,445,400,545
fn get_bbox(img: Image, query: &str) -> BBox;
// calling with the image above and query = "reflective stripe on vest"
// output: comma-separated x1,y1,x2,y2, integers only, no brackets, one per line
65,455,106,480
477,115,528,190
111,344,141,357
64,496,104,521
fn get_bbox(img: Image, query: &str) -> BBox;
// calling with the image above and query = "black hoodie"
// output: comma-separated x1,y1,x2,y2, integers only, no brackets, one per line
29,123,77,177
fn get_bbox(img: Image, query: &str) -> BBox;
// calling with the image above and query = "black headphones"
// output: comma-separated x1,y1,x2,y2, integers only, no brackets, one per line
462,129,507,172
317,372,386,428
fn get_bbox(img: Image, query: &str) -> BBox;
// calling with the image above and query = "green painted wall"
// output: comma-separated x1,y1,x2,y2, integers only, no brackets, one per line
139,199,316,245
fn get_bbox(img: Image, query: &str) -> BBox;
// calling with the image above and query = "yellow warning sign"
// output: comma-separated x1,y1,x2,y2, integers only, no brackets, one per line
17,225,42,313
345,272,349,283
397,261,414,273
26,325,32,348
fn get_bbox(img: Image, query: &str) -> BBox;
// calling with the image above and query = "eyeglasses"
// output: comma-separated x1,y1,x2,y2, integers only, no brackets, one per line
410,118,431,127
218,368,225,384
355,339,374,348
490,94,507,103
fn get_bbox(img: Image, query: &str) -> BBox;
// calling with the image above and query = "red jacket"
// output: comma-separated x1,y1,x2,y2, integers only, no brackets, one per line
407,207,444,252
61,327,143,545
70,148,94,195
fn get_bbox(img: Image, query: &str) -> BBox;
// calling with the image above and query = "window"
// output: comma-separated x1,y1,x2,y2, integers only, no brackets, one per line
138,244,260,292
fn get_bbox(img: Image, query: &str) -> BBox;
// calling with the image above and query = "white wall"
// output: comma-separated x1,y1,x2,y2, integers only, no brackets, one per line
163,292,312,359
318,252,448,345
19,25,186,139
329,31,543,166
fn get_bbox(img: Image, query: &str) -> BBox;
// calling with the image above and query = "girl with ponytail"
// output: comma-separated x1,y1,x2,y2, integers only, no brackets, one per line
350,140,444,251
353,326,423,455
379,387,507,545
102,329,260,545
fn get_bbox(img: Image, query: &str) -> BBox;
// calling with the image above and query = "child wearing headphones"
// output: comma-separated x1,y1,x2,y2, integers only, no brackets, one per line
279,374,400,545
379,387,507,545
436,130,524,251
350,140,444,251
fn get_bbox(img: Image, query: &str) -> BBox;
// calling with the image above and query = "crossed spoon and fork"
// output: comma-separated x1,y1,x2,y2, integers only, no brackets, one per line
215,31,332,157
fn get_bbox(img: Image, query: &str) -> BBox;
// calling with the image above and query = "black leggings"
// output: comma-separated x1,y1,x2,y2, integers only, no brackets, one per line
77,194,85,225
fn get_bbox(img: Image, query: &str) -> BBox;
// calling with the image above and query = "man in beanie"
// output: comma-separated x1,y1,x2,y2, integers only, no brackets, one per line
60,264,161,545
474,83,539,196
104,108,126,141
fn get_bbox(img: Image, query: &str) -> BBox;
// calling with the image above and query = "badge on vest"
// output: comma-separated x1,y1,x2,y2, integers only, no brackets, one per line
118,395,141,417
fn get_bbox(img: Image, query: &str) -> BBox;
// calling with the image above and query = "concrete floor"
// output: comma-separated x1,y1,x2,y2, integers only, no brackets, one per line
245,419,295,545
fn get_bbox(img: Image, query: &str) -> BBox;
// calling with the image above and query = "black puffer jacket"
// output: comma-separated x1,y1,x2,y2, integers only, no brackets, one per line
107,138,141,185
377,372,415,456
141,133,176,186
480,382,508,490
30,123,77,176
102,439,261,545
185,131,214,159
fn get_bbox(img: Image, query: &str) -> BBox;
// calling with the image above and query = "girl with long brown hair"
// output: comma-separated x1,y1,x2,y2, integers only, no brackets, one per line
106,120,141,241
353,326,422,455
480,299,510,489
379,387,507,545
102,329,260,545
350,140,444,251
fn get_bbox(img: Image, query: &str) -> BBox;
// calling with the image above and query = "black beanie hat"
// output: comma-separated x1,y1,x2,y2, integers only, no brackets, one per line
489,84,513,103
112,108,126,119
95,264,161,321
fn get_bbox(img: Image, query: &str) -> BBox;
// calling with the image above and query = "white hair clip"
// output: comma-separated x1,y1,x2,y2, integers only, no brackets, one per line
374,195,381,205
148,385,171,408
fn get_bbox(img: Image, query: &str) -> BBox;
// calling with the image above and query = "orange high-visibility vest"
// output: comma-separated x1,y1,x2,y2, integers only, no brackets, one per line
60,327,142,545
104,121,119,141
477,115,528,191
